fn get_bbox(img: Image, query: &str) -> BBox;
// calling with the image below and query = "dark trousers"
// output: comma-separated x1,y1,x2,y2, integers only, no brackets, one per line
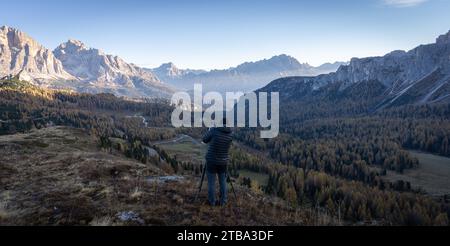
206,163,227,206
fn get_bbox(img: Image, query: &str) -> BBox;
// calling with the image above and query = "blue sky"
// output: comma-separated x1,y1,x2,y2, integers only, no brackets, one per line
1,0,449,69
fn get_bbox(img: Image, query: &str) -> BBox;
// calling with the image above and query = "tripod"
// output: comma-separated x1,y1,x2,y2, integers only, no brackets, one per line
194,162,237,202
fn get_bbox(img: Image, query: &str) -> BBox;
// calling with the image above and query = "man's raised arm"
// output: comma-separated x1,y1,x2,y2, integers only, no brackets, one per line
202,128,213,144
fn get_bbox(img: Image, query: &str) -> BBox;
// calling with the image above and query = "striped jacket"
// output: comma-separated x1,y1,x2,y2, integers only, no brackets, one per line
202,127,233,166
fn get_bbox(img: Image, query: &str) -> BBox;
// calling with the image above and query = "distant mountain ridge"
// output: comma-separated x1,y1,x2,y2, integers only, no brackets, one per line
0,26,174,98
152,62,206,78
259,30,450,110
150,55,347,93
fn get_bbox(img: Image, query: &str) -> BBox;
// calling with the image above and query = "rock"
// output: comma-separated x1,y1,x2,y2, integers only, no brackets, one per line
147,175,185,183
436,30,450,44
0,26,75,84
172,194,184,205
116,211,144,225
145,147,159,157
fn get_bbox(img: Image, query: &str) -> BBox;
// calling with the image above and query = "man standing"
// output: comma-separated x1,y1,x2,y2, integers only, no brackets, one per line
202,118,233,206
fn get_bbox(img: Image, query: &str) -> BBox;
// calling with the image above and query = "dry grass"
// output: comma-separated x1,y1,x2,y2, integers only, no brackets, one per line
384,150,450,196
0,201,9,221
89,216,115,226
0,126,329,226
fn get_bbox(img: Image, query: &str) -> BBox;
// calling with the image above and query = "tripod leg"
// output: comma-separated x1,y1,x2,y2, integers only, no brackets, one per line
227,171,238,201
194,163,207,202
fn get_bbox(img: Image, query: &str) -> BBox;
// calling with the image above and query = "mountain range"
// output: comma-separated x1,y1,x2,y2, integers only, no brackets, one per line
259,30,450,109
150,55,347,93
52,39,175,98
0,26,346,98
0,26,174,98
2,25,449,106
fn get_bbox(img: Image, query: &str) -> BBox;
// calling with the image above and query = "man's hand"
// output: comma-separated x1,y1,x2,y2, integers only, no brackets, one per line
202,128,213,144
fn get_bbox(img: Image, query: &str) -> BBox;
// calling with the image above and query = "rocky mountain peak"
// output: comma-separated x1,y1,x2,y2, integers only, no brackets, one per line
0,27,174,98
0,26,42,50
54,39,95,56
1,25,17,33
436,30,450,44
0,25,13,34
163,62,176,67
262,29,450,109
270,54,303,64
158,62,177,71
156,62,183,77
53,39,175,98
234,54,309,74
66,39,88,49
0,26,74,83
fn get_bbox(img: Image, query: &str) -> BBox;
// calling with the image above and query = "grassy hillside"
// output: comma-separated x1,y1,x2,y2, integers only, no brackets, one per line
0,126,323,226
384,151,450,196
